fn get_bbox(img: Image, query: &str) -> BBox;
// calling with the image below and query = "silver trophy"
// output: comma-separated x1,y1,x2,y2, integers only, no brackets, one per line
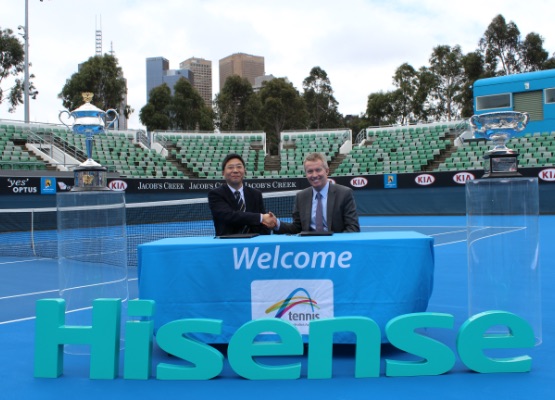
59,93,119,191
470,111,529,178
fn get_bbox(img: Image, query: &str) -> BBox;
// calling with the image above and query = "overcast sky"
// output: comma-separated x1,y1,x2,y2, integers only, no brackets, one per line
1,0,553,129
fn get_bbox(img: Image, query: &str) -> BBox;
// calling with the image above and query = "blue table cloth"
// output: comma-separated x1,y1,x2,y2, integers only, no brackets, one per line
138,231,435,343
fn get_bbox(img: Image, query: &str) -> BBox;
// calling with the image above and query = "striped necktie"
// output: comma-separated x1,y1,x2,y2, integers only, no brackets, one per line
315,192,324,232
234,191,246,212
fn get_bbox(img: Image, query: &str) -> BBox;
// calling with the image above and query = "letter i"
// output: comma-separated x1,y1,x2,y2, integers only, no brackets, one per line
124,300,156,380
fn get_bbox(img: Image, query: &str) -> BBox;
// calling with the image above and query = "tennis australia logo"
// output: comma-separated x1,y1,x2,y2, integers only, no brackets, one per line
251,279,334,334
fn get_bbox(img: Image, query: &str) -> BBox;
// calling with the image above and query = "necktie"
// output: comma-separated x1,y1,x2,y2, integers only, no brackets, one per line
234,191,245,212
315,192,324,232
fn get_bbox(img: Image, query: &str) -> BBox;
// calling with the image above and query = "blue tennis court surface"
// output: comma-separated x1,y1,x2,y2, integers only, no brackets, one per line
1,216,554,399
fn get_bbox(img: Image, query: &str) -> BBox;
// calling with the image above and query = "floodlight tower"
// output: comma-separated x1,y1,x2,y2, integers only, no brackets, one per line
95,15,102,56
21,0,31,123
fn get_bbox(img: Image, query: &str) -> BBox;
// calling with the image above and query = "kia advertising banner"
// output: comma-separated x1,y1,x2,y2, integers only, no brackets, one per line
1,168,554,196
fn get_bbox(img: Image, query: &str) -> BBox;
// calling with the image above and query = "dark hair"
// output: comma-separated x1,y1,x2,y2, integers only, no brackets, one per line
221,153,245,171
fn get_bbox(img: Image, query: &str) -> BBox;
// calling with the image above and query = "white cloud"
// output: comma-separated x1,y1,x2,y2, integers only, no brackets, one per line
1,0,553,127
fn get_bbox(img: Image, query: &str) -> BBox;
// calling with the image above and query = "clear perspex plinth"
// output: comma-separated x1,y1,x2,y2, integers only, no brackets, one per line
466,177,541,344
57,191,128,354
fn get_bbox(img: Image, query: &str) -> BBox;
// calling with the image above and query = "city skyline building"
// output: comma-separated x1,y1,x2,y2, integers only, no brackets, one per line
180,57,212,108
78,22,128,129
145,57,193,101
219,53,265,91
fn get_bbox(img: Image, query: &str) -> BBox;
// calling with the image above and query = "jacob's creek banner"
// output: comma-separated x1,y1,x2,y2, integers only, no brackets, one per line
2,167,555,196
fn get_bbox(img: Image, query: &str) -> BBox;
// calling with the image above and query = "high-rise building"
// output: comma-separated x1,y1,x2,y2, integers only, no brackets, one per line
219,53,265,91
180,57,212,108
146,57,193,101
146,57,170,100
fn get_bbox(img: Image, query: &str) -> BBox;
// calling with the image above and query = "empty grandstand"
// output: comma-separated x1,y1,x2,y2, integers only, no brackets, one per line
3,119,555,179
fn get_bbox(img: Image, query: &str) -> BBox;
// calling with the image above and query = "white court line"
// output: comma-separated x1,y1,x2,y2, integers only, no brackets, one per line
0,277,138,301
0,278,138,325
434,239,467,247
467,226,526,245
60,277,129,293
0,316,37,325
0,288,58,300
0,258,54,266
0,297,138,325
361,225,469,246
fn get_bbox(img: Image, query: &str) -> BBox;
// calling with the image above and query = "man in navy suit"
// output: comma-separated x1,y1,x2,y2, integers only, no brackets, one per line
208,153,276,236
271,152,360,234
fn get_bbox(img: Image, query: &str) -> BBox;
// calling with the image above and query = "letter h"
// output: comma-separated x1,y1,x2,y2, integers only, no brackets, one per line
34,298,121,379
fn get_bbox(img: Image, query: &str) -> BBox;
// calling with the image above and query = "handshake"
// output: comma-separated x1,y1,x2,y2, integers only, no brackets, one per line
262,211,278,229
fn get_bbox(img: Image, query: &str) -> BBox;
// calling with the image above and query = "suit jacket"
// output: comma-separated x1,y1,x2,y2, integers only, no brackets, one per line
208,184,270,236
277,183,360,234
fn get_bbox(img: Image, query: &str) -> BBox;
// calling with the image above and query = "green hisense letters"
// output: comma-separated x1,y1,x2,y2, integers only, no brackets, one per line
34,299,535,380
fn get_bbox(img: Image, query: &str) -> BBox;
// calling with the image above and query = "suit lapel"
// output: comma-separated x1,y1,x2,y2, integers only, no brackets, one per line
301,189,313,230
243,187,253,211
326,184,336,231
225,184,239,210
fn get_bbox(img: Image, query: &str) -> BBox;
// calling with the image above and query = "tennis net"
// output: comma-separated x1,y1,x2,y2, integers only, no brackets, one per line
0,190,298,266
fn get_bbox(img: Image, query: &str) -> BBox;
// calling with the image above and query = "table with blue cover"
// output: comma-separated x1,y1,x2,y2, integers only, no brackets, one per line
137,231,435,343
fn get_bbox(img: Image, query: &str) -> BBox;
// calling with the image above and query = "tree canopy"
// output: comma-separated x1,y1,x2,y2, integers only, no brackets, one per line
140,78,213,132
365,14,555,125
302,66,342,129
0,27,37,113
59,55,130,119
139,84,172,131
2,13,550,134
258,78,308,154
214,75,261,131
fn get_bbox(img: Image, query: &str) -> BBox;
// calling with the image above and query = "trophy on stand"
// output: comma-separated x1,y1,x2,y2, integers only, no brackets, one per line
57,93,128,355
466,111,541,344
470,111,529,178
59,92,119,191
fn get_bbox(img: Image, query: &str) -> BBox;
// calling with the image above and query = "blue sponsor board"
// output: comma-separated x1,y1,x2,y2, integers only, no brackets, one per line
384,174,397,189
41,177,57,195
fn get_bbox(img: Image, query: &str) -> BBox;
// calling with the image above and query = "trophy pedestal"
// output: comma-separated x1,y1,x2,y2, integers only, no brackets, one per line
482,150,521,179
57,191,128,354
466,177,541,344
72,160,110,192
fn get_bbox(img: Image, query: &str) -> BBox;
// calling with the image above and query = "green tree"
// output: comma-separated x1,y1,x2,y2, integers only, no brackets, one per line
458,51,487,118
258,78,308,154
543,57,555,70
428,45,464,121
521,32,551,71
214,75,261,131
479,14,554,75
344,113,370,143
0,27,37,113
479,14,521,75
392,63,420,124
140,79,213,132
139,84,172,131
366,91,396,126
172,78,213,131
302,66,342,129
59,55,130,119
412,67,436,122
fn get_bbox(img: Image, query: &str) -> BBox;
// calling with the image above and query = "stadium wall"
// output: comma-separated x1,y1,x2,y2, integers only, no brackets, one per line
1,168,555,214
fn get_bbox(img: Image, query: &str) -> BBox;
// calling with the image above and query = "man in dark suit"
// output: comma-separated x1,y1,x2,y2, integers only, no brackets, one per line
208,153,276,236
272,152,360,234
